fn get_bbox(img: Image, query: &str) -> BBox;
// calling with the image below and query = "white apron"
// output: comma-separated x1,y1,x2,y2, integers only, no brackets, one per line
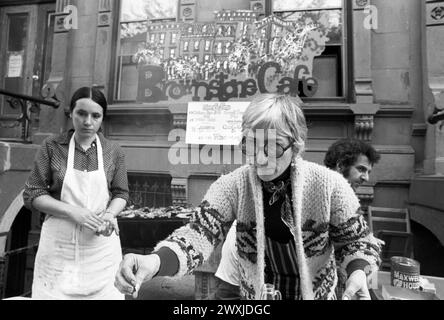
32,134,124,300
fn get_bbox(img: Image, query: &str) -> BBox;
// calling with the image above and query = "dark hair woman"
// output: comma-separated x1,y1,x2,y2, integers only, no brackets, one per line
23,87,129,300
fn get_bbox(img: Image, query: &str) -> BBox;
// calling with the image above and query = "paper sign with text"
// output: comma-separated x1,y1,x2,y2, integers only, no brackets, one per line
185,101,250,145
7,53,23,78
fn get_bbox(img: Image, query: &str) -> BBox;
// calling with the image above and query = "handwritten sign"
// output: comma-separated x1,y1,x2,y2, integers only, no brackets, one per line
185,101,250,145
7,53,23,78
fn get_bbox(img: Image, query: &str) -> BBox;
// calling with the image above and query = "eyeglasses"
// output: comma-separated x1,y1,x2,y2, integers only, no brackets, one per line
241,137,293,159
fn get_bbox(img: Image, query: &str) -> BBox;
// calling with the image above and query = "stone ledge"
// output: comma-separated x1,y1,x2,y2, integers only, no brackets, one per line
0,142,40,173
409,176,444,211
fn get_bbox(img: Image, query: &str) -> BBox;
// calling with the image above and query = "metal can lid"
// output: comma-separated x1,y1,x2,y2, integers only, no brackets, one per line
391,256,420,273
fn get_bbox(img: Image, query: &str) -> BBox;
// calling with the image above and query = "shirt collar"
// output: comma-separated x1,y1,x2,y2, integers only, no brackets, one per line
56,129,104,147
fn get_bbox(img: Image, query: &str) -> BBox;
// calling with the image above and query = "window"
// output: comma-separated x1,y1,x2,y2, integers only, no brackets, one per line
159,33,165,45
1,13,29,116
216,42,222,54
193,40,200,51
205,40,211,51
171,32,177,44
271,0,348,99
114,0,177,101
113,0,351,102
225,42,231,54
227,25,235,36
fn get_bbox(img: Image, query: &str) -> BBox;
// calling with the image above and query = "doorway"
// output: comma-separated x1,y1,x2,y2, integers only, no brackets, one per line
0,3,55,141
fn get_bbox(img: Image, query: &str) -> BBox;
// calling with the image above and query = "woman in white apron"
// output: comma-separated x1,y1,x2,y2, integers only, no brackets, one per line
23,87,128,299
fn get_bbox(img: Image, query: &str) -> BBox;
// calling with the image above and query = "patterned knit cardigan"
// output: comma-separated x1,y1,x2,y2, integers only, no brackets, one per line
155,157,382,300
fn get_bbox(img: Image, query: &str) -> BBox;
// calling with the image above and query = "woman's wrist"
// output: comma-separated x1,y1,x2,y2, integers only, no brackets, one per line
105,209,117,218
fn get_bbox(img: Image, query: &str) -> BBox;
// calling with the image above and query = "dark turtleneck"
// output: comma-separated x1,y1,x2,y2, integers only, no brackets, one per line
261,164,294,244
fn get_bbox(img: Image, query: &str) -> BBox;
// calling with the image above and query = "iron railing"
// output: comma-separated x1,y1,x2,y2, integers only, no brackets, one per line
0,88,60,143
0,232,38,299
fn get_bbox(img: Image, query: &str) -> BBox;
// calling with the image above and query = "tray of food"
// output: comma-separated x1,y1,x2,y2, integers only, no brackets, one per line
118,205,198,219
117,205,197,249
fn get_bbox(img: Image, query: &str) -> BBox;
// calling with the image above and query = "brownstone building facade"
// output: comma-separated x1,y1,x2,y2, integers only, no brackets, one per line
1,0,444,298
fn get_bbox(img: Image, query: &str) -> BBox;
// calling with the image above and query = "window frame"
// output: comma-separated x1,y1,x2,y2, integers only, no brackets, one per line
268,0,353,102
109,0,354,105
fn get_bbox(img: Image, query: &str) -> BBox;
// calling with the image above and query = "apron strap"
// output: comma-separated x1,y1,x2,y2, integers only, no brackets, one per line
66,133,102,265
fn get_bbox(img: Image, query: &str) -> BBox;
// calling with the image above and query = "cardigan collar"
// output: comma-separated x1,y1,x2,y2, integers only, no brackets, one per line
261,164,292,196
246,155,315,300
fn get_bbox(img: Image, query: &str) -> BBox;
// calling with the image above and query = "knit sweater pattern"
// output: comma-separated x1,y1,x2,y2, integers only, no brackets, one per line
155,157,382,300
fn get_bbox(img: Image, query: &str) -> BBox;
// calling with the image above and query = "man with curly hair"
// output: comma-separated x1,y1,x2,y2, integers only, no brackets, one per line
324,139,380,192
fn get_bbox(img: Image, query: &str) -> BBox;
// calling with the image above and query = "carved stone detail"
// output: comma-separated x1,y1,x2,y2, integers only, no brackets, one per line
54,14,69,33
355,0,369,8
98,12,111,27
54,0,71,33
354,114,374,141
171,178,188,206
179,0,196,22
99,0,112,12
350,103,379,142
56,0,71,13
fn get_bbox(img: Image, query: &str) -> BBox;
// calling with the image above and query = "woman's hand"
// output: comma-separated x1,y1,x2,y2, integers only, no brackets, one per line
342,269,371,300
96,211,119,237
70,207,104,232
114,253,161,299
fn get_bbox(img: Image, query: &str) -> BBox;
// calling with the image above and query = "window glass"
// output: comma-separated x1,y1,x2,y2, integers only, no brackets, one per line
273,0,341,11
114,0,348,102
171,33,177,44
2,13,29,115
159,33,165,44
273,0,345,98
205,40,211,51
120,0,176,21
116,0,177,101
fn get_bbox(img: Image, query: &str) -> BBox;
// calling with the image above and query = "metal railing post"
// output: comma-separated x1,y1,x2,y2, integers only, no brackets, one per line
0,255,6,299
0,88,60,143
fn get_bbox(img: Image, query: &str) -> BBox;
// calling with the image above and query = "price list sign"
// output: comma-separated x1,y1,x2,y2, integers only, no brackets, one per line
185,101,250,146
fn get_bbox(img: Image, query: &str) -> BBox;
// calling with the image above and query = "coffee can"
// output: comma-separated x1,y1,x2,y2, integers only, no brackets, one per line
390,256,420,290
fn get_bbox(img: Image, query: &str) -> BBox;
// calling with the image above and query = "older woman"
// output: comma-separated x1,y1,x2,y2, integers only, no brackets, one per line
114,93,382,300
24,87,129,299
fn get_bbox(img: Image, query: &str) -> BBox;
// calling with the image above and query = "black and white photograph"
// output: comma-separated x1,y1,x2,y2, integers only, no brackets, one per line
0,0,443,311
